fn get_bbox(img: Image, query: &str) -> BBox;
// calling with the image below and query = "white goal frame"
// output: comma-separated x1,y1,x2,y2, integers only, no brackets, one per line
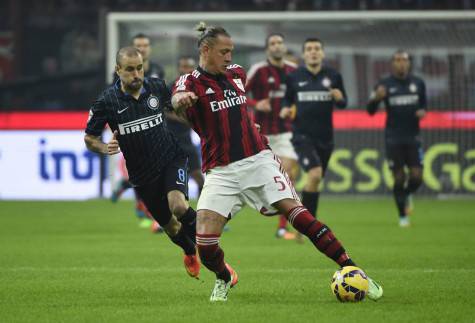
106,10,475,82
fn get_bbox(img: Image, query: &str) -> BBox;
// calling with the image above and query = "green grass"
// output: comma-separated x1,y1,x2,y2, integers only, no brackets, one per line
0,198,474,323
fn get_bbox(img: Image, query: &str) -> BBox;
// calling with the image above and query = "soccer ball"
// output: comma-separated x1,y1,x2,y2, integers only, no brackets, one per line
331,266,369,302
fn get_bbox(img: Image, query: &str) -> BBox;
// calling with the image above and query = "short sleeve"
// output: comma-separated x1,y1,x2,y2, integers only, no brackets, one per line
85,95,108,136
172,73,196,95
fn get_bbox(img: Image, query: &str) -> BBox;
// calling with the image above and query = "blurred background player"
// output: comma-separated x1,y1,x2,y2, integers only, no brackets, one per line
281,38,347,219
366,50,427,227
132,33,165,79
165,56,204,193
246,33,299,240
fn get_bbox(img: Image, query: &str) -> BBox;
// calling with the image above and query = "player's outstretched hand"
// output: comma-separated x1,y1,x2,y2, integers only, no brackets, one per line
107,130,120,155
255,98,271,113
279,107,292,119
172,92,198,111
415,109,426,119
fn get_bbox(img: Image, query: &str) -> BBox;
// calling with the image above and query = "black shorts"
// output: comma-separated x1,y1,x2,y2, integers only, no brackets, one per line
385,141,424,170
180,143,201,173
292,134,333,173
134,156,189,226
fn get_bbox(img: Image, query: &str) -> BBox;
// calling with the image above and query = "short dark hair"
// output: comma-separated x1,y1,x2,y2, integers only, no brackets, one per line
302,37,324,52
177,55,196,65
195,21,230,49
392,49,410,61
116,46,142,66
132,33,149,42
265,33,285,49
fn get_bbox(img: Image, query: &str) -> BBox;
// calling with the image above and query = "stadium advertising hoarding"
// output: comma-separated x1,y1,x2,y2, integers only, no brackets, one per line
0,111,474,199
0,112,104,200
0,130,105,200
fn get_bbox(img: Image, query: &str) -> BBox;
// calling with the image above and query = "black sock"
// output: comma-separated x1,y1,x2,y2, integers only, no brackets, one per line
341,258,356,267
216,267,231,283
179,207,197,244
302,191,319,218
169,226,195,255
393,184,407,217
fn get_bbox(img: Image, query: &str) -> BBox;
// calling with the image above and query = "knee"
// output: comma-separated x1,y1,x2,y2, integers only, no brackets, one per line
307,168,322,185
409,173,423,187
168,196,189,217
163,216,181,236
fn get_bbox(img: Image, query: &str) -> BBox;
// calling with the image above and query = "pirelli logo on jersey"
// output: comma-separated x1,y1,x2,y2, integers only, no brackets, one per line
210,89,247,112
118,114,164,135
297,91,332,102
389,94,419,106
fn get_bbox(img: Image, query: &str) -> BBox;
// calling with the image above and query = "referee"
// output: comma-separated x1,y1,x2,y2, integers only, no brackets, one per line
84,46,200,278
281,37,347,218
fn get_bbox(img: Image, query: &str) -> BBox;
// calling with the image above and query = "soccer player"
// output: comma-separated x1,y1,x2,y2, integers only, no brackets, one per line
110,33,166,230
280,38,347,219
166,56,205,193
171,23,382,302
366,50,426,227
85,46,200,279
246,33,299,240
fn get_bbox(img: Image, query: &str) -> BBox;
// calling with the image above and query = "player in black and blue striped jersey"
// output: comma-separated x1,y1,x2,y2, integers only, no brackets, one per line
281,37,347,219
367,50,427,227
85,46,200,278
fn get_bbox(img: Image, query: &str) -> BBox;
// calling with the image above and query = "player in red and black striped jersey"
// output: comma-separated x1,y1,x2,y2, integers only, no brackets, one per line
246,33,299,240
172,23,382,302
173,63,266,171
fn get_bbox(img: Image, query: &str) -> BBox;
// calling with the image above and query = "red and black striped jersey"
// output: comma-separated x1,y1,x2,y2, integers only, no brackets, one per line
172,64,268,172
246,60,297,135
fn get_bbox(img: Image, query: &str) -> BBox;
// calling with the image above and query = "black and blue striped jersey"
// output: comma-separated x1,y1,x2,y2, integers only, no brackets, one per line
86,77,183,186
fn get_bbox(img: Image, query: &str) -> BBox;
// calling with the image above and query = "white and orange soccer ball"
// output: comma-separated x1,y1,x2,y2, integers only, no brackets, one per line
331,266,369,302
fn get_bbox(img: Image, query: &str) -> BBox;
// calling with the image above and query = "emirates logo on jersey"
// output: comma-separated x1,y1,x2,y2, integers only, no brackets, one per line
210,89,247,112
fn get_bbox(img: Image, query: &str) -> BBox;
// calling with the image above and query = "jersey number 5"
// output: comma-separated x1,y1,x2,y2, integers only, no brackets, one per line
274,176,286,191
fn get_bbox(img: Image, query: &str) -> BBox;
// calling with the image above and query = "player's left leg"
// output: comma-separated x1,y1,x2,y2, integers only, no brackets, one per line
272,198,383,300
163,156,198,243
403,142,424,214
135,183,198,278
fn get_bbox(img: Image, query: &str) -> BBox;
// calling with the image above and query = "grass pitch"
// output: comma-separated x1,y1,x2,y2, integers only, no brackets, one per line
0,198,474,323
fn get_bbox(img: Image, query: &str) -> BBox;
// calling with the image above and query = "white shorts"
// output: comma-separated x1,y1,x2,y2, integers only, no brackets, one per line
266,132,298,160
197,150,300,218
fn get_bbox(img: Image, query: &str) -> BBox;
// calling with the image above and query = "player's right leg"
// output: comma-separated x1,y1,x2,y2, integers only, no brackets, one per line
195,167,242,301
135,181,198,278
292,135,323,218
196,209,238,302
386,143,411,226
